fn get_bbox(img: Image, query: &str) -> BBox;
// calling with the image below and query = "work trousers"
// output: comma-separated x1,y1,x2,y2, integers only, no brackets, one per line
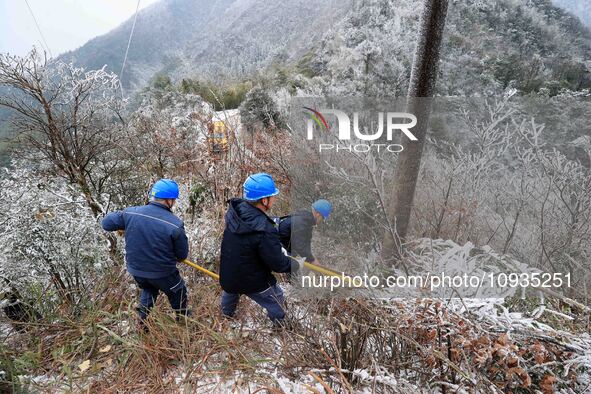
133,270,189,320
221,284,286,325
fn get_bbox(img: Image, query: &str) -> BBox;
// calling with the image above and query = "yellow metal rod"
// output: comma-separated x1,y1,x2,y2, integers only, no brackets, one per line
288,256,348,277
181,259,220,281
303,261,365,288
182,257,350,283
303,261,343,277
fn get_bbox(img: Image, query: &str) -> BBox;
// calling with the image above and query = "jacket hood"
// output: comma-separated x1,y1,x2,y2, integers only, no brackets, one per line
225,198,273,234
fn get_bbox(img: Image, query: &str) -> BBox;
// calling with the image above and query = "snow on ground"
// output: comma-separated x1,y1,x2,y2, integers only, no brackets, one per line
10,238,591,392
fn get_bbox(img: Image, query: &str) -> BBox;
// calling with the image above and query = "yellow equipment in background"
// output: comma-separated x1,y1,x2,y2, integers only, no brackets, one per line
208,120,229,156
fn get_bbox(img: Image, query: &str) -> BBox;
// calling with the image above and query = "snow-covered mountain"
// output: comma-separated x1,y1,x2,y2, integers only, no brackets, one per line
60,0,591,95
59,0,352,89
305,0,591,96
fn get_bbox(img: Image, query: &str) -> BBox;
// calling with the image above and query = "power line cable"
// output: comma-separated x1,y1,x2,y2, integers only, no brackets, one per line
119,0,141,99
23,0,53,58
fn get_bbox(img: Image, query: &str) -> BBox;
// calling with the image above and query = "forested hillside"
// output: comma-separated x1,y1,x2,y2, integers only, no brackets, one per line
60,0,590,96
59,0,352,89
286,0,591,96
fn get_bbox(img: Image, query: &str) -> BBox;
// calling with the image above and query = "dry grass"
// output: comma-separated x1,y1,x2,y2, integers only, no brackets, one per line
2,265,589,393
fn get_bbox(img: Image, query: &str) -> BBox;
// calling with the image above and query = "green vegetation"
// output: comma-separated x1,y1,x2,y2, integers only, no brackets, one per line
294,49,320,79
239,86,284,129
178,78,252,110
151,73,173,91
143,72,254,110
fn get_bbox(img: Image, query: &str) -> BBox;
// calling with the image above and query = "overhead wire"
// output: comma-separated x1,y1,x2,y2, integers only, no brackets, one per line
23,0,53,58
119,0,141,99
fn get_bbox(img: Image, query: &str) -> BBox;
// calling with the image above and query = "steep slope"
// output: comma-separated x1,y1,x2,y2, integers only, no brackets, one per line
60,0,235,88
43,0,591,96
60,0,352,89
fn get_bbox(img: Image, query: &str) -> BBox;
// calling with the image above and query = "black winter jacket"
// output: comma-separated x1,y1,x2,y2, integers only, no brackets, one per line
278,209,317,262
220,199,293,294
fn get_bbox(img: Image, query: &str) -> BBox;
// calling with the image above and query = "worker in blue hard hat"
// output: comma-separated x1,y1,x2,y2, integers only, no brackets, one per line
101,179,190,331
278,199,332,264
219,173,301,327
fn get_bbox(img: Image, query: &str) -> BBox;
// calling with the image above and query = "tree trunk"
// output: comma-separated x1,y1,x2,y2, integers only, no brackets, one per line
382,0,449,263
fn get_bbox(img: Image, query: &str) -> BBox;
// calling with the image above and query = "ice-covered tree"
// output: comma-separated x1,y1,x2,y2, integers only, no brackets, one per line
239,86,284,131
0,161,110,306
0,49,125,218
0,49,132,260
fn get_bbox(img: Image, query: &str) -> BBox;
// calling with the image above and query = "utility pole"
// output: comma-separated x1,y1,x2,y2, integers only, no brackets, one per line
383,0,449,263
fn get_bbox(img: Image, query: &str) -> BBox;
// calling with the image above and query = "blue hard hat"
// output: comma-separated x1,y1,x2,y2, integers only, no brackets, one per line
150,179,180,199
312,199,332,218
243,173,280,201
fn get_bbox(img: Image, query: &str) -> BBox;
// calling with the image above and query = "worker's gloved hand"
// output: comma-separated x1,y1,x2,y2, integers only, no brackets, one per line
290,257,305,273
288,257,305,286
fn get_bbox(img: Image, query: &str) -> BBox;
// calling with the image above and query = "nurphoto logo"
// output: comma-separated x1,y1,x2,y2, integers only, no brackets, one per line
303,107,418,153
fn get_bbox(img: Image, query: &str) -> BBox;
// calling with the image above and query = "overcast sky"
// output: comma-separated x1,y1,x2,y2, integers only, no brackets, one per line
0,0,160,57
